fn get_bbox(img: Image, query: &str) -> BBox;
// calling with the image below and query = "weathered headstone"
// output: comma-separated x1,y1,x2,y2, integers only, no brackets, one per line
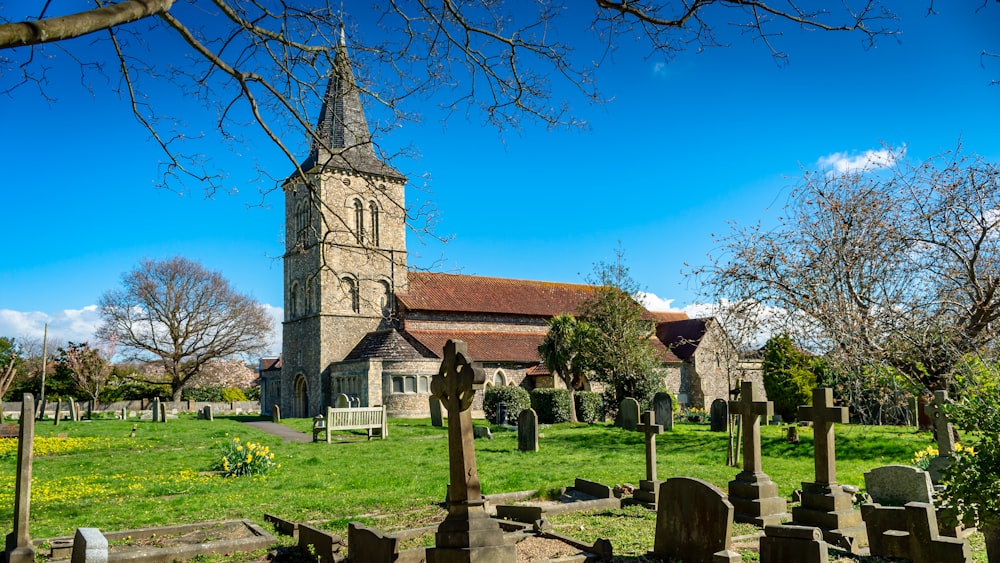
864,465,934,506
924,390,956,484
908,395,919,427
347,522,400,562
652,392,674,431
472,426,493,440
159,403,167,423
67,398,79,422
792,388,867,552
496,402,508,426
335,393,350,409
728,381,789,526
426,340,516,563
618,397,639,431
861,502,971,563
632,411,664,508
272,404,281,423
5,394,35,563
760,525,830,563
202,405,213,422
429,396,443,427
651,477,741,563
517,408,538,452
71,528,108,563
120,407,127,421
54,399,61,426
710,398,729,432
151,398,161,422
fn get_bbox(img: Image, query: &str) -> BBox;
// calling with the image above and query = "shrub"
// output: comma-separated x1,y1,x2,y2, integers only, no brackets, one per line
762,334,819,422
531,388,571,424
215,435,277,477
482,385,530,424
221,388,248,402
574,391,603,423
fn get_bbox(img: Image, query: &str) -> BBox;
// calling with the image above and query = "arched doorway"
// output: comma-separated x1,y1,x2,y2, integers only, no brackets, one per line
293,374,309,418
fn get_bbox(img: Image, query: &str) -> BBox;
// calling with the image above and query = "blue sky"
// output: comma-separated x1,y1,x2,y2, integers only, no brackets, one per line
2,2,998,356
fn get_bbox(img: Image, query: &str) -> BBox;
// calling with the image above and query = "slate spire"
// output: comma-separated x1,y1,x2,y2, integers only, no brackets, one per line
304,27,402,179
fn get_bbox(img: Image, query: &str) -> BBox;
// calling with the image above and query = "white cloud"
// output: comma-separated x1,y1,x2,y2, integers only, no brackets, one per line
637,292,683,312
817,145,905,174
263,304,284,357
652,62,668,76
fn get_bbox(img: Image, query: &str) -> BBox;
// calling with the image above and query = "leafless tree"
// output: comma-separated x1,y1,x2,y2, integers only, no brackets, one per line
97,256,273,401
699,147,1000,403
56,340,117,402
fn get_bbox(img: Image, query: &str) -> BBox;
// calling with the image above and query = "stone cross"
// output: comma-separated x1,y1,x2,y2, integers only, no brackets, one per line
798,388,848,486
637,411,664,482
729,381,773,475
427,340,514,561
924,390,955,457
6,394,35,563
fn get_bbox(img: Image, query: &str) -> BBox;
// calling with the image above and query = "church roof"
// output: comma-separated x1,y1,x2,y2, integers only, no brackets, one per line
344,329,436,361
298,31,405,181
655,317,713,360
398,272,597,317
403,329,548,363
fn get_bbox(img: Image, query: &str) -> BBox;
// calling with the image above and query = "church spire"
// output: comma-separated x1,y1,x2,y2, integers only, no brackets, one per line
304,28,402,179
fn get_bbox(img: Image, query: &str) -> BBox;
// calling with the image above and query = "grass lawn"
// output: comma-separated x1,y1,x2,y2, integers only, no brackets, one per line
0,415,987,561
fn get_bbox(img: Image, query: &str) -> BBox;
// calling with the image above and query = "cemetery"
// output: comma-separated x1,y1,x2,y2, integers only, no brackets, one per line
1,341,994,562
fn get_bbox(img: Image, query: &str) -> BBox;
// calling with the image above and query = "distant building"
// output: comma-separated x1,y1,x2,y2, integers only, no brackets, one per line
269,34,753,418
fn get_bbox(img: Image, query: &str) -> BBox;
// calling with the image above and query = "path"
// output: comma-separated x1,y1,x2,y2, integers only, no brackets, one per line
242,421,312,443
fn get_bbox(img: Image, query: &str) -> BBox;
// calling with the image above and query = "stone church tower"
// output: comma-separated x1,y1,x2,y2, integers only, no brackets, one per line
280,32,408,418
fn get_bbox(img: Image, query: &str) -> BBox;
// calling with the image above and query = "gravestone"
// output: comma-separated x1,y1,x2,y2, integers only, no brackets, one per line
202,405,213,421
862,502,971,563
429,396,443,427
632,411,664,508
908,396,919,427
425,340,516,563
67,398,78,422
618,398,639,431
472,426,493,440
120,407,127,421
517,408,538,452
728,381,789,526
864,465,934,506
71,528,108,563
760,525,830,563
496,402,508,426
151,398,161,422
651,477,741,563
652,392,674,430
54,399,61,426
347,522,399,562
5,394,35,563
336,394,351,409
710,398,728,432
272,405,281,423
792,388,867,552
159,403,167,423
924,390,956,484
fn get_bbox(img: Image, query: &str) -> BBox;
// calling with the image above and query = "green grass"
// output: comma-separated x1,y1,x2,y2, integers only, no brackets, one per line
0,415,986,560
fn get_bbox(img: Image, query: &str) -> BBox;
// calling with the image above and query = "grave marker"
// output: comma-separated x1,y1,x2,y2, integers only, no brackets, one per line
862,502,971,563
632,411,664,508
54,399,61,426
728,381,788,526
5,394,35,563
71,528,108,563
151,398,161,422
272,405,281,423
202,405,213,421
864,465,934,506
792,388,867,552
336,394,350,409
924,390,956,483
710,398,729,432
517,408,538,452
429,396,443,427
651,477,740,563
426,340,515,563
618,397,639,431
652,392,674,430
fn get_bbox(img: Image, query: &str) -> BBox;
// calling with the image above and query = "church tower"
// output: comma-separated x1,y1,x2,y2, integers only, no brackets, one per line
281,31,408,418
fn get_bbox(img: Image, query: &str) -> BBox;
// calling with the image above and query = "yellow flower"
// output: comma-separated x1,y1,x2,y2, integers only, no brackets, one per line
236,445,243,452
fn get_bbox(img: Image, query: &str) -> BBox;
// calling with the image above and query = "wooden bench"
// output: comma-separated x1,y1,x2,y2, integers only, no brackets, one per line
313,406,387,442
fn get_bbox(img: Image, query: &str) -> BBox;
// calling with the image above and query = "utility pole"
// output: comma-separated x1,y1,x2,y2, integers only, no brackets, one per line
37,324,47,420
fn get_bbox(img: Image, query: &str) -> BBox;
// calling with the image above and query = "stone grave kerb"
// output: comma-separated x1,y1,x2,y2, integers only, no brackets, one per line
426,340,515,562
924,390,956,457
6,394,35,563
730,381,772,477
798,387,848,488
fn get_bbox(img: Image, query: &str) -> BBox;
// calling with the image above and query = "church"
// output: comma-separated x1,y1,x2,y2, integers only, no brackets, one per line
260,36,753,418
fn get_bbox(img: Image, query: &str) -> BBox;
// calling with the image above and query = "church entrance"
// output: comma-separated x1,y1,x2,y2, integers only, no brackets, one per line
293,374,309,418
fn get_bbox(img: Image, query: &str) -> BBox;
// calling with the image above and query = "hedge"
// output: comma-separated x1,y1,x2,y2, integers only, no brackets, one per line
574,391,604,423
482,385,530,424
530,388,571,424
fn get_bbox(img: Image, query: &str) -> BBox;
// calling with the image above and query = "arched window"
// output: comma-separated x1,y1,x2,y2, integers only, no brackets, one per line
369,201,380,246
341,277,360,313
289,282,299,318
377,280,392,318
353,199,364,243
305,278,314,314
493,370,506,387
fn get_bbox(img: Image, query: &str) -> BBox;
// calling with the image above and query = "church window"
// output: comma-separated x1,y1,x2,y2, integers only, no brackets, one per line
353,199,364,243
341,276,360,313
305,279,314,314
378,280,392,318
392,377,404,394
417,376,429,393
369,201,380,246
405,377,417,393
493,370,506,387
289,282,299,318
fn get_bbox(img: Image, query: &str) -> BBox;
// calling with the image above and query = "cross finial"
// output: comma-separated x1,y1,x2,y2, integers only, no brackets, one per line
729,381,772,474
799,388,849,486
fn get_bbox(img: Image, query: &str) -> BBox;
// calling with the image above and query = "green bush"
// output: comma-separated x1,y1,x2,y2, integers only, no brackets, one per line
574,391,603,423
243,386,261,401
482,385,530,424
762,334,819,422
221,388,248,402
531,388,571,424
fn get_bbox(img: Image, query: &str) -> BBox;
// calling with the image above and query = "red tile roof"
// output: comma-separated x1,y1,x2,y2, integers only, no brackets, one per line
399,272,596,317
404,329,547,363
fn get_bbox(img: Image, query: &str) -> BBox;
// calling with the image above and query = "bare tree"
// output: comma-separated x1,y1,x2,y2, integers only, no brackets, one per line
0,337,20,402
97,256,273,401
699,147,1000,399
55,340,117,402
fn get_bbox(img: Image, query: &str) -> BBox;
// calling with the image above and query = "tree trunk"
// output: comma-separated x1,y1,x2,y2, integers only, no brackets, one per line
171,386,183,402
984,524,1000,563
568,389,577,423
